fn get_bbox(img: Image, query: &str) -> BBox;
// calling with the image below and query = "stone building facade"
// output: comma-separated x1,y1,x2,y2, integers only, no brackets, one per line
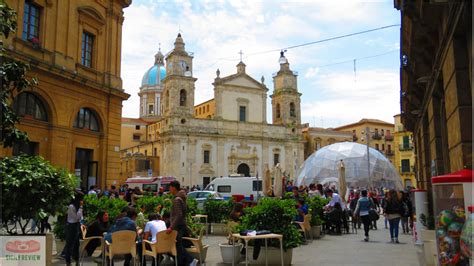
302,125,352,159
393,114,416,189
394,1,472,190
121,35,304,187
1,0,131,189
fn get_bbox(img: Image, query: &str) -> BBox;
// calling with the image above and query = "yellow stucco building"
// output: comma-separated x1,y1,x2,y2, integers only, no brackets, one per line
302,124,352,159
334,119,396,162
393,114,416,188
1,0,131,189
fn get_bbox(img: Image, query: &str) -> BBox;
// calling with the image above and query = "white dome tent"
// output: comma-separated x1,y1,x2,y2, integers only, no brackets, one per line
295,142,403,190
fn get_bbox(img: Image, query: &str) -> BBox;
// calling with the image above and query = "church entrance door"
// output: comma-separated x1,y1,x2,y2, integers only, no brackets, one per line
237,163,250,177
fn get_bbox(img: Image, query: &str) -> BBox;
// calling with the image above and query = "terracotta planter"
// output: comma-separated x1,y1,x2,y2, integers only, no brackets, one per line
246,246,293,265
311,225,321,239
211,223,228,235
219,243,242,264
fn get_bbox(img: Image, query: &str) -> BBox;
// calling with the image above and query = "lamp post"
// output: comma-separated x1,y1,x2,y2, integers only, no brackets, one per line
364,126,373,189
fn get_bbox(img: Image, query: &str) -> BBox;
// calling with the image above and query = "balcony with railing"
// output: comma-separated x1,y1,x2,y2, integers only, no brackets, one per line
385,135,394,141
385,150,394,156
372,133,382,140
399,166,415,173
399,144,414,151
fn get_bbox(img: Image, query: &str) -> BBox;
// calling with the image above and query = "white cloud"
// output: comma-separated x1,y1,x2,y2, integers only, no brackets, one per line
305,67,320,78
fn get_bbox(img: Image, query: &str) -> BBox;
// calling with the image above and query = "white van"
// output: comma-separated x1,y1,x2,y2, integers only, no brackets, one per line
125,176,176,193
204,177,263,200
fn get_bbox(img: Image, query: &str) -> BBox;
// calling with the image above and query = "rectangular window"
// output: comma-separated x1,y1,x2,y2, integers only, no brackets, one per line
22,2,40,41
133,134,140,141
252,180,262,191
273,153,280,166
81,32,94,67
203,150,210,164
217,185,231,193
153,148,157,156
135,125,140,130
13,141,39,156
401,159,410,172
143,184,158,192
403,136,410,148
388,144,392,152
239,106,246,122
386,130,391,136
382,144,385,151
375,143,379,150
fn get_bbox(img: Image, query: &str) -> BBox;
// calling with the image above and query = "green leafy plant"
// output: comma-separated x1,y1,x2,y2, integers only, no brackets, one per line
83,194,128,224
238,198,303,251
1,155,76,235
203,199,233,223
308,196,329,226
52,211,67,240
136,195,173,216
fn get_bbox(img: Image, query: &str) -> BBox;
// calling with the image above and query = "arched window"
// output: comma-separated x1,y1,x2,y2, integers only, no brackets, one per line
289,102,296,117
13,92,48,121
276,103,281,118
74,108,99,131
179,89,187,106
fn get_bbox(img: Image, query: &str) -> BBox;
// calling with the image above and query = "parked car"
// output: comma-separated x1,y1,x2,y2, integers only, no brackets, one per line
187,191,224,210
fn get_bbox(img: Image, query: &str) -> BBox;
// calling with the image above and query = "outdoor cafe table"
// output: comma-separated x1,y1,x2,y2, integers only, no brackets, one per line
230,233,284,266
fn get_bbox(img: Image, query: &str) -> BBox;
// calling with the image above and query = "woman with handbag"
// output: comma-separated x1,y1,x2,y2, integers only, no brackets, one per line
384,189,402,243
353,189,374,242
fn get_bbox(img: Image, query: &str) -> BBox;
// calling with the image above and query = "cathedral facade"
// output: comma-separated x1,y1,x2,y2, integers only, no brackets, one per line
121,34,304,187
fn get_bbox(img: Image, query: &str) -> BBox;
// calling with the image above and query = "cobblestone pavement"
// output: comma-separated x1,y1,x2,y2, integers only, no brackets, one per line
52,219,419,265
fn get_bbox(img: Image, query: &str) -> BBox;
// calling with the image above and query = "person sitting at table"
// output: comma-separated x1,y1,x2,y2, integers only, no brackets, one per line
294,198,309,222
325,189,345,211
142,213,167,266
291,186,299,199
105,206,138,266
85,210,109,256
326,202,344,234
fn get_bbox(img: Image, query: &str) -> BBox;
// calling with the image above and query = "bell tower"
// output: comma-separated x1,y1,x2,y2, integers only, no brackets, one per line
271,51,301,126
162,33,197,118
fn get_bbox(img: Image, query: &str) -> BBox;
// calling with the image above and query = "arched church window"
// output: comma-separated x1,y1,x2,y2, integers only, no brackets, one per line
276,103,281,118
179,89,187,106
74,108,99,132
289,102,296,117
13,92,48,121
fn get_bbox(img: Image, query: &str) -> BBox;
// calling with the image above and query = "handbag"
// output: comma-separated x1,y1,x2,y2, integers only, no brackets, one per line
369,209,380,221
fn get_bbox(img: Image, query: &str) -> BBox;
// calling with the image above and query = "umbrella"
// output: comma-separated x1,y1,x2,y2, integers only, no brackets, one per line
263,164,271,196
273,163,283,198
338,160,347,202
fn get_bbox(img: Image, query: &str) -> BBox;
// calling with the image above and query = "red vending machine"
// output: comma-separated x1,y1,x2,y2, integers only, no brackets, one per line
431,169,473,266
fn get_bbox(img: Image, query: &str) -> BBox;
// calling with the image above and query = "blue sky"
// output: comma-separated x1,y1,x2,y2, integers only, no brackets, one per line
121,0,401,128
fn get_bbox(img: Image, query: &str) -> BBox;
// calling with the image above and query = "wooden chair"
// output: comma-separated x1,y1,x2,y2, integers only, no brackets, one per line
183,227,208,265
104,230,138,266
79,224,103,266
142,230,178,266
295,214,313,242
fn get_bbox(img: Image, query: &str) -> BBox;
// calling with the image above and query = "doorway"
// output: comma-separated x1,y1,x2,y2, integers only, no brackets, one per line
75,148,97,190
237,163,250,177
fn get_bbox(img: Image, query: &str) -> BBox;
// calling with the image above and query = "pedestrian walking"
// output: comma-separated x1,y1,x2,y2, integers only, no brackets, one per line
64,192,84,266
354,189,375,241
400,190,413,234
384,189,402,243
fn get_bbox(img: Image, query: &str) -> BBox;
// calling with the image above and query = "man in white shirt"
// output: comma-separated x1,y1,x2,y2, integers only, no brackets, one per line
143,213,167,243
325,189,345,210
88,185,97,195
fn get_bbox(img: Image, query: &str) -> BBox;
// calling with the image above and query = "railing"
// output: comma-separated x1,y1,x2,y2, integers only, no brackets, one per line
372,133,382,140
399,166,415,173
385,150,394,156
399,144,413,151
385,135,394,141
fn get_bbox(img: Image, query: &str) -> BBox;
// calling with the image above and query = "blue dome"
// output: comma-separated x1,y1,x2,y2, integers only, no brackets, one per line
141,65,166,86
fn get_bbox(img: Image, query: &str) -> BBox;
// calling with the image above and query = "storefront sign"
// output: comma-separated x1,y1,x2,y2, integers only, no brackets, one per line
0,235,46,266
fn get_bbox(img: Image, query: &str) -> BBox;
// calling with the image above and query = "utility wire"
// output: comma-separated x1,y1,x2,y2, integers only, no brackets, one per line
315,49,399,69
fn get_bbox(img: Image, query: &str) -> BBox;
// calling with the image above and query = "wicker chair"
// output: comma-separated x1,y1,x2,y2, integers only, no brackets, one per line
104,230,138,266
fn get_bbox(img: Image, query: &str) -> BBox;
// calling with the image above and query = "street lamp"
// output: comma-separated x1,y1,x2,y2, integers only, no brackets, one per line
362,126,374,189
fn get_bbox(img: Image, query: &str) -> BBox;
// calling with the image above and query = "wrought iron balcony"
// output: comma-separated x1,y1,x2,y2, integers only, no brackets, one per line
399,166,415,173
385,150,394,156
385,135,394,141
399,144,414,151
372,133,382,140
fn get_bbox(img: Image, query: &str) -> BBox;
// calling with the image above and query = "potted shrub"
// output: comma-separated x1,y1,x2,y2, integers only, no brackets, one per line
308,196,329,238
236,197,303,265
1,155,77,264
204,199,232,235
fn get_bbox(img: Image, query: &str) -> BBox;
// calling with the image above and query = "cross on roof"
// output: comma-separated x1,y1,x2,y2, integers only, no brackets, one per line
239,50,243,62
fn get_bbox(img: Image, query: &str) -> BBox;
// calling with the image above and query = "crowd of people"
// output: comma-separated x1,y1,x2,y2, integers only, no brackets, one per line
283,180,414,243
61,181,199,266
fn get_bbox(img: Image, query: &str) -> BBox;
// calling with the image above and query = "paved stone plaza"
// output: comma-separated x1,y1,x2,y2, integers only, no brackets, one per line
53,220,419,266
